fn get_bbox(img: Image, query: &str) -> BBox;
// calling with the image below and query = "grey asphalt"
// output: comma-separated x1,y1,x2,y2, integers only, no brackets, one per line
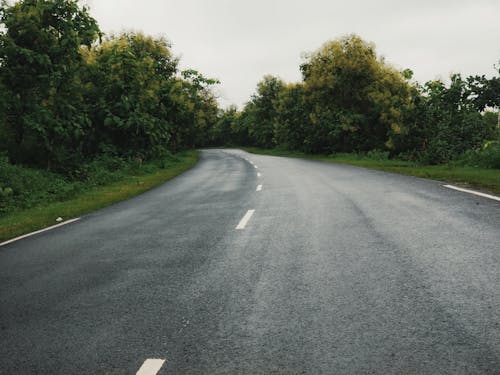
1,149,500,374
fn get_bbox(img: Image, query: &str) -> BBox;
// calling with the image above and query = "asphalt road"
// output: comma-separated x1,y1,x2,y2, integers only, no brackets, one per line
1,149,500,374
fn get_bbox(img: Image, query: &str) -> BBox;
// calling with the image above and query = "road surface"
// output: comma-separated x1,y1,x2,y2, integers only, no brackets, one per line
1,149,500,374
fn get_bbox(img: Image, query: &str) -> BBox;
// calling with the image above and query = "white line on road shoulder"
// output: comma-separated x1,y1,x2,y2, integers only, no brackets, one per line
444,185,500,202
236,210,255,230
256,184,263,191
136,359,166,375
0,218,81,247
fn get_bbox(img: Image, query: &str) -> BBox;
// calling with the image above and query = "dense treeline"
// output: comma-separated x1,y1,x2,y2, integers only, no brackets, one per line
212,35,500,166
0,0,219,173
0,0,499,211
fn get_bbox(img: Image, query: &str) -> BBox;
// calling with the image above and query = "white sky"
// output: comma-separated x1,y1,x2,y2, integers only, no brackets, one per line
85,0,500,108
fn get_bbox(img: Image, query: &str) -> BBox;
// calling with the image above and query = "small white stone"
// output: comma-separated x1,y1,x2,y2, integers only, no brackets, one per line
56,217,63,222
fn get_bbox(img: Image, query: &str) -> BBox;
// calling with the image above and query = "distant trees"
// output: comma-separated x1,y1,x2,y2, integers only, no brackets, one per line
0,0,498,172
243,75,284,148
274,83,310,151
397,75,493,163
300,35,413,153
235,35,499,165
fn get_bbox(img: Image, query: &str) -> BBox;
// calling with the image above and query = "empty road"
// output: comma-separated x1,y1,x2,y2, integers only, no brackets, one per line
1,149,500,374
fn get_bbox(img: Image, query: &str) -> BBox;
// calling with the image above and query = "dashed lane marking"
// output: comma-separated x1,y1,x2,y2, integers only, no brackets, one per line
236,210,255,230
136,359,166,375
257,184,263,191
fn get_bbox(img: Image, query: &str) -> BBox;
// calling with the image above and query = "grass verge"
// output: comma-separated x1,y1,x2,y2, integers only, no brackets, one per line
0,150,198,242
243,147,500,195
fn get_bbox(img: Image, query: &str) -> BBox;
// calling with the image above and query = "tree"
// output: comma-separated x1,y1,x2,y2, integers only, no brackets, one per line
400,75,492,163
273,83,310,151
211,105,238,146
243,75,284,148
300,34,412,153
82,32,178,158
0,0,100,169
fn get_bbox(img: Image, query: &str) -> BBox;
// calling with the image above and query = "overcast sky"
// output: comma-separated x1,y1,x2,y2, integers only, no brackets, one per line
85,0,500,108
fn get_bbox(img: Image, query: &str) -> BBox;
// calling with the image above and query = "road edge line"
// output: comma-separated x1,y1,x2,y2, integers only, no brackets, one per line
443,184,500,202
0,218,81,247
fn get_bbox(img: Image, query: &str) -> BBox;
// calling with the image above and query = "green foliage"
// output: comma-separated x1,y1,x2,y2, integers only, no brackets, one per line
300,34,413,153
0,152,187,216
234,34,498,167
0,0,498,198
483,110,499,136
0,154,81,214
274,83,311,151
397,75,495,164
82,32,177,159
242,75,284,148
0,0,100,169
210,105,239,146
0,150,198,241
175,69,220,149
455,141,500,169
0,0,220,174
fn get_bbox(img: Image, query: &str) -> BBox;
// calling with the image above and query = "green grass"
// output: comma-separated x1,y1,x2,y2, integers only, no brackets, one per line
0,150,198,242
243,147,500,195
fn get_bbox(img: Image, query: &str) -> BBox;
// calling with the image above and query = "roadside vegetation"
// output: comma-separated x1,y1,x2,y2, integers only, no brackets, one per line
0,151,197,242
0,0,499,240
212,36,499,168
0,0,214,239
211,36,499,192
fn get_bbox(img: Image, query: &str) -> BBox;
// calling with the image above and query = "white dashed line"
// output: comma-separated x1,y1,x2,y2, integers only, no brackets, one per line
257,172,261,177
236,210,255,230
444,185,500,202
254,165,258,169
0,218,81,247
136,359,166,375
256,184,263,191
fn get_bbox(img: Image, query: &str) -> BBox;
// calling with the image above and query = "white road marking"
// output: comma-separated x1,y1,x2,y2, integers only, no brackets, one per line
0,218,81,247
236,210,255,230
254,165,258,169
257,172,261,177
256,184,263,191
136,359,166,375
444,185,500,202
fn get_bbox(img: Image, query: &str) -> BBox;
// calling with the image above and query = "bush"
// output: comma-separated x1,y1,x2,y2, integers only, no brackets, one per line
0,153,185,216
366,149,390,161
0,155,81,214
455,142,500,169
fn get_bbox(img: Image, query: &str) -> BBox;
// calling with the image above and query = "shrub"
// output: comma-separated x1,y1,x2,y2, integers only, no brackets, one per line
455,142,500,169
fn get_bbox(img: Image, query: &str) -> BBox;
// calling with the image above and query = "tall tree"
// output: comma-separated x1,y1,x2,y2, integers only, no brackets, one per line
82,32,178,158
300,34,412,153
273,83,310,151
0,0,100,168
243,75,284,148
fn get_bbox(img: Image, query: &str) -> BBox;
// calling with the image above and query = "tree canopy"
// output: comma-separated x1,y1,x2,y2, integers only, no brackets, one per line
0,1,498,173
